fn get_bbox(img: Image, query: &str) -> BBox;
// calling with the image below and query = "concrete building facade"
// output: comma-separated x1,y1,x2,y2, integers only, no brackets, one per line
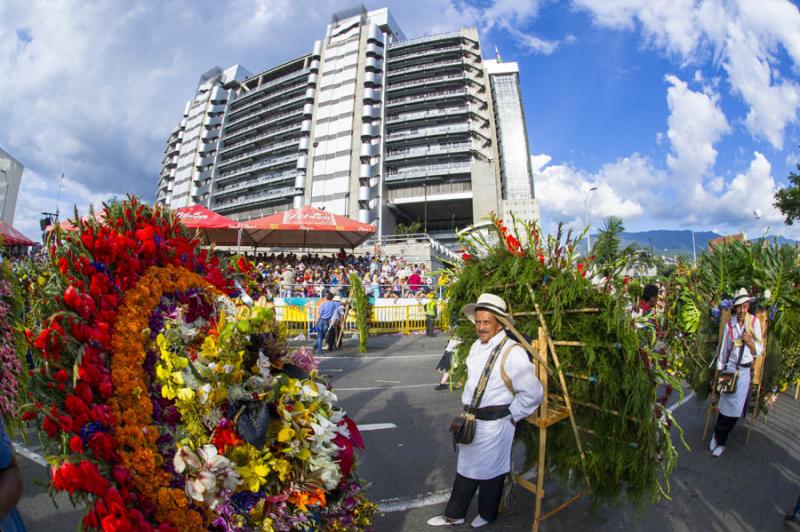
0,147,23,225
156,6,538,239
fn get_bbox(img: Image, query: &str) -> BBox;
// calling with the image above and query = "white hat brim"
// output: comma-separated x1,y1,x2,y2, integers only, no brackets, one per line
461,303,514,325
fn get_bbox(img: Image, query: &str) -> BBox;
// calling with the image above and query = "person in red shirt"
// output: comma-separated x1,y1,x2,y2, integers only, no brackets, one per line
407,269,422,293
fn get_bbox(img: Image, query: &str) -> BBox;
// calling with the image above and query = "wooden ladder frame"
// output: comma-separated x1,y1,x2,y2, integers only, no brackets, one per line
498,283,592,531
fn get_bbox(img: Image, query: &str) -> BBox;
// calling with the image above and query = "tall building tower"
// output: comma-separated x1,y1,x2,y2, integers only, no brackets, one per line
0,147,24,225
157,65,251,208
156,6,537,239
484,59,539,229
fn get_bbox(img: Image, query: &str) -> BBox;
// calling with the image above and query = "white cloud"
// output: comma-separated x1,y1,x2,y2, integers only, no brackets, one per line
664,74,730,187
13,169,122,240
532,153,658,222
573,0,800,149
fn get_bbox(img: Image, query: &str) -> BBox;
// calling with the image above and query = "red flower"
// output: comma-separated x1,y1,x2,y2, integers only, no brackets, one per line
88,432,118,462
577,262,584,271
69,435,84,454
462,252,472,261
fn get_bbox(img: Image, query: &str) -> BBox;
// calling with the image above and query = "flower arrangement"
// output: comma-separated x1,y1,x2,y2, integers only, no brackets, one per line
0,260,25,433
24,197,375,531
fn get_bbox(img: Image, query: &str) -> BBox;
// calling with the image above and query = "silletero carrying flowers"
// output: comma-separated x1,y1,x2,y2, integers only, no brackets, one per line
23,198,375,531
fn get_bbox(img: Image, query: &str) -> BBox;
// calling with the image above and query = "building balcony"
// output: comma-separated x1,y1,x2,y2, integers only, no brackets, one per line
214,170,295,197
384,142,471,161
358,185,375,202
360,143,379,158
217,153,297,181
219,137,299,167
385,162,471,182
387,59,465,79
302,103,314,115
363,88,381,102
387,45,462,64
361,123,380,138
224,106,304,142
386,88,468,107
214,186,296,211
366,42,384,57
210,86,227,103
225,98,305,132
360,163,378,179
364,72,382,87
231,69,308,107
386,123,470,142
228,83,306,121
296,155,307,169
307,72,318,85
387,73,465,93
305,87,316,100
298,137,310,151
365,57,383,72
386,106,469,124
310,59,320,71
221,124,300,155
204,115,223,127
362,105,381,120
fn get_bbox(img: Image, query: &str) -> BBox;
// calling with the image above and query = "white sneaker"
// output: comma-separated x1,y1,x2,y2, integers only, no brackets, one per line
471,515,489,528
709,437,718,452
426,515,465,526
712,445,726,457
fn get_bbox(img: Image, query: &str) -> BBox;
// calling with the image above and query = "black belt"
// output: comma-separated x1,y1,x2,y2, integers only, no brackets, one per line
464,404,511,421
737,362,753,368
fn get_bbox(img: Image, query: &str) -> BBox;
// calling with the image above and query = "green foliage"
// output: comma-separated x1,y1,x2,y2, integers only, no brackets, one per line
349,273,370,353
395,220,423,235
773,155,800,225
448,217,682,508
664,237,800,407
593,216,624,266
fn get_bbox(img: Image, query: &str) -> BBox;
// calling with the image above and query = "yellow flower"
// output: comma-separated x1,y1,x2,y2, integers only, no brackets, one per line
277,427,295,442
296,447,311,461
200,336,217,360
238,462,270,492
161,384,177,400
177,387,195,401
272,459,291,482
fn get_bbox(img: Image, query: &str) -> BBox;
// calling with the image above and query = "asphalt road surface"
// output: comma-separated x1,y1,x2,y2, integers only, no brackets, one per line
11,333,800,531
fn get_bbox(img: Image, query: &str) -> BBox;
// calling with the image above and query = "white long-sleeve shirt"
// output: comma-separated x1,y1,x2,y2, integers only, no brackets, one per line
457,330,543,479
717,314,763,371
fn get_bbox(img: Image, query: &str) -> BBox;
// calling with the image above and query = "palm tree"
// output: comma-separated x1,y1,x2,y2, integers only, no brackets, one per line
593,216,625,266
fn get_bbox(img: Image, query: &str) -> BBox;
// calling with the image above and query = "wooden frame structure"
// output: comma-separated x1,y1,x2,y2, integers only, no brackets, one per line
494,283,592,531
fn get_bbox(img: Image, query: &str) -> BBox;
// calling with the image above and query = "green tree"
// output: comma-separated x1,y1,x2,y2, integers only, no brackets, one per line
592,216,625,265
774,152,800,224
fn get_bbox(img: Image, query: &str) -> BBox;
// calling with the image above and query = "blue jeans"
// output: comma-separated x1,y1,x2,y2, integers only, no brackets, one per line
316,318,330,352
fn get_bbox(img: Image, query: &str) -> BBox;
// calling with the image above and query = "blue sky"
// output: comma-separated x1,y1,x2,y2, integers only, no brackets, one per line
1,0,799,240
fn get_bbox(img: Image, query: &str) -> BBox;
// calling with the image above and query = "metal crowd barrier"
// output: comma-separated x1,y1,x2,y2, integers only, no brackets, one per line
274,301,449,337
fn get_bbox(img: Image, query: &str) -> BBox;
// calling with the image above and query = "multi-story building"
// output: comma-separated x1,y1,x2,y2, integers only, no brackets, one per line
0,147,24,225
156,6,538,238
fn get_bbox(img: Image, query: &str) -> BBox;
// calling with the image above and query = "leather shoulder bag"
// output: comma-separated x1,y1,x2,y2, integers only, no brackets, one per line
450,338,508,447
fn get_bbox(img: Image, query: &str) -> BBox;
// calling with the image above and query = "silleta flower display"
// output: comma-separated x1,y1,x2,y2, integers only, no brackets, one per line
25,198,375,531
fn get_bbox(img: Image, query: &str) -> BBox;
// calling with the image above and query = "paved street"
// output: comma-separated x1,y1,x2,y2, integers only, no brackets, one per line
12,332,800,531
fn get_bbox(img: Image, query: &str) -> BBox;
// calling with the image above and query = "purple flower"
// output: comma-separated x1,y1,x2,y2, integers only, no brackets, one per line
720,298,734,310
710,307,721,319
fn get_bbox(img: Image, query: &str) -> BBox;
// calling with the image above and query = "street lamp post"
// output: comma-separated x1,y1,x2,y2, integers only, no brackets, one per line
691,229,697,266
423,181,428,235
584,186,598,255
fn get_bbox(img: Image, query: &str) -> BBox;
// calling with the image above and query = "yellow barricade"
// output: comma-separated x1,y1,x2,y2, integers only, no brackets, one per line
273,302,448,337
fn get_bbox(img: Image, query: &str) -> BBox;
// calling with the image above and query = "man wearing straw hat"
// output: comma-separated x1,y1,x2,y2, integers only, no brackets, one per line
710,288,763,457
428,293,543,528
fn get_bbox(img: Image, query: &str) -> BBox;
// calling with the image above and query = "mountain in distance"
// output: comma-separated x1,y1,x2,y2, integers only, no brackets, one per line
594,229,797,256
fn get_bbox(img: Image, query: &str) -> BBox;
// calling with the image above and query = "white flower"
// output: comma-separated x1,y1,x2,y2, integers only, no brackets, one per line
174,446,201,474
763,289,772,301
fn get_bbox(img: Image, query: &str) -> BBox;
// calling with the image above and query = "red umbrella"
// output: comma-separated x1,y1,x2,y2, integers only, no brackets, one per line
0,221,36,246
174,205,254,246
243,206,376,249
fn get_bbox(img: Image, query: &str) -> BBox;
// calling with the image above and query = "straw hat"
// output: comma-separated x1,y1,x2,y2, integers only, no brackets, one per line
733,288,752,307
461,293,514,324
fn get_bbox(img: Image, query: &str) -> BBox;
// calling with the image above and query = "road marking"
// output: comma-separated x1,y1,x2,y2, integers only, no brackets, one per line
318,353,442,360
336,383,440,391
376,380,401,384
378,489,452,513
358,423,397,431
668,391,696,412
322,368,344,372
13,442,48,467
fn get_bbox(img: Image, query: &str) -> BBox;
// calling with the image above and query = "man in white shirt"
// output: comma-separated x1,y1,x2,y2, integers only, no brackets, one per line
710,288,763,457
428,293,543,528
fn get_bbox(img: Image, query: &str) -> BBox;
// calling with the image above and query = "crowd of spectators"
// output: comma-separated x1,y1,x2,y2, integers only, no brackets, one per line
246,248,441,301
